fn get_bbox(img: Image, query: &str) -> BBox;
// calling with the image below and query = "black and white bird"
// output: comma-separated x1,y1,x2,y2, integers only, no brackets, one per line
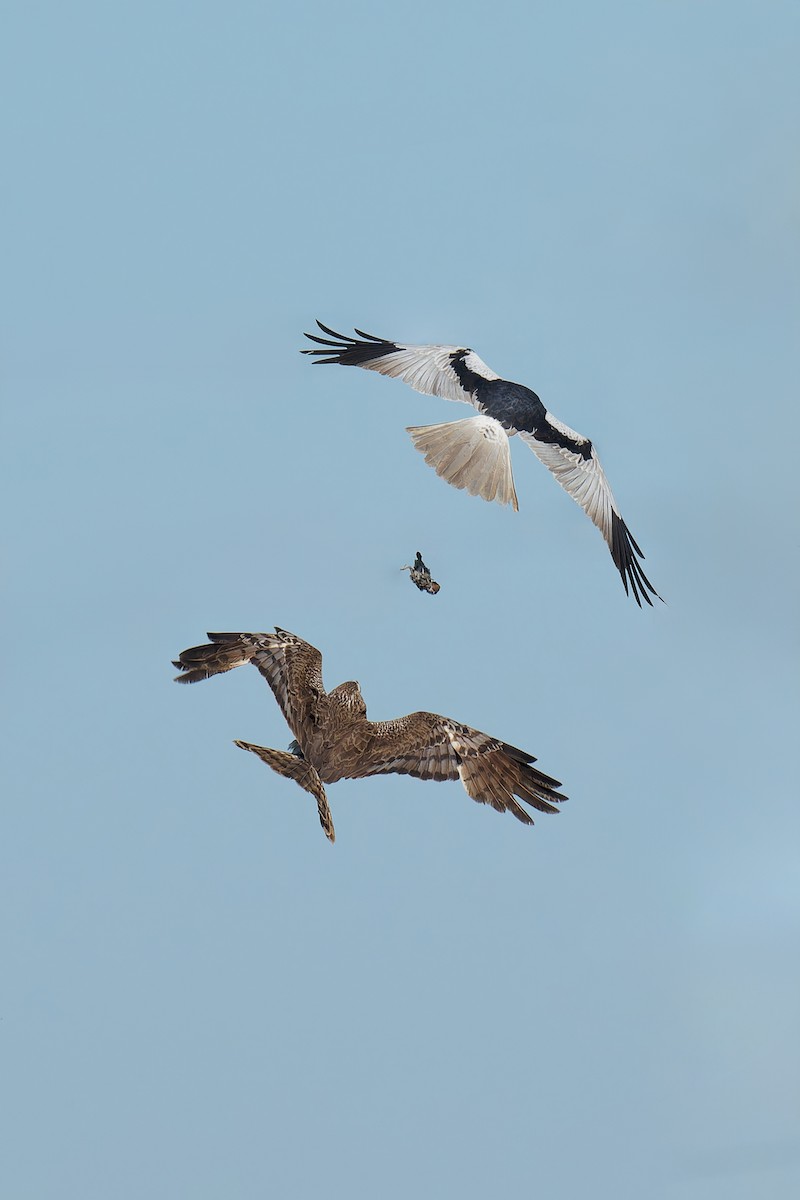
303,321,660,606
174,627,566,843
401,550,441,595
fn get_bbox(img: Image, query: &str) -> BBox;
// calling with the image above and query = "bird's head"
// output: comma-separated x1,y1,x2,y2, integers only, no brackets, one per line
331,680,367,717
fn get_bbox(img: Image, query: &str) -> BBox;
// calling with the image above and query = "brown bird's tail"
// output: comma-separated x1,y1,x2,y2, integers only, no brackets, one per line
234,740,336,844
406,416,519,510
172,633,258,685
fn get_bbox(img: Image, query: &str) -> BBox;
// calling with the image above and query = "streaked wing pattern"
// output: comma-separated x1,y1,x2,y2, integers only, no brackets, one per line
343,711,566,825
174,629,326,746
245,629,326,746
172,632,260,684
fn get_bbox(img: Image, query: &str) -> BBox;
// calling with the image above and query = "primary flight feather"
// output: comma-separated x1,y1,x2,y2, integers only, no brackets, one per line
302,321,661,606
173,627,566,842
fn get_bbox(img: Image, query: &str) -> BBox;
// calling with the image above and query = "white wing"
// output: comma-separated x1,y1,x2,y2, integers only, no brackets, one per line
302,322,498,410
519,427,659,606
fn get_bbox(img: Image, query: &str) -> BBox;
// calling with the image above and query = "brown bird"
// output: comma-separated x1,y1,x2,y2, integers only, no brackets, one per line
173,627,566,843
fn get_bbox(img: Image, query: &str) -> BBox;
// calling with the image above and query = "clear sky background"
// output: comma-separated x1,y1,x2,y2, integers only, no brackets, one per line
2,2,799,1197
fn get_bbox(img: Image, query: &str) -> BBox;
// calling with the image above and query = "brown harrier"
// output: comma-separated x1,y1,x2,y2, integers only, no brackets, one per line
302,321,661,606
173,628,566,843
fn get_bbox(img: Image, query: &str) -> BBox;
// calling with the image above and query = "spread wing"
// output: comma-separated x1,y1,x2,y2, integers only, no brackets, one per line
302,321,498,409
303,321,659,605
342,711,566,826
173,628,325,745
519,425,660,607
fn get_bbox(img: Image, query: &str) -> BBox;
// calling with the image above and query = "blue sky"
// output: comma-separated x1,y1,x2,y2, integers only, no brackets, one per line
2,2,799,1197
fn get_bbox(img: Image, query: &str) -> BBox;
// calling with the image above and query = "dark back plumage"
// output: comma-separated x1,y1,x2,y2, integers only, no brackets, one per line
303,321,661,605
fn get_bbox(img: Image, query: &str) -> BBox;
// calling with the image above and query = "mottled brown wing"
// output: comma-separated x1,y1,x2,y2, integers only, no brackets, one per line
201,629,325,745
342,712,567,825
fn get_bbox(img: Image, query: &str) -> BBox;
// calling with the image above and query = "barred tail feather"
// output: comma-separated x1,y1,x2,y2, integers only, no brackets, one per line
234,740,336,843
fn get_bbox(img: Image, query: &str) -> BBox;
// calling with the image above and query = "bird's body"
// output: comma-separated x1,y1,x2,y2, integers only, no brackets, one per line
402,550,440,594
303,322,660,606
174,628,566,842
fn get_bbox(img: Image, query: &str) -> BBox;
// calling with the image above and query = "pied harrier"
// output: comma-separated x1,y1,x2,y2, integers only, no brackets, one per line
303,321,660,606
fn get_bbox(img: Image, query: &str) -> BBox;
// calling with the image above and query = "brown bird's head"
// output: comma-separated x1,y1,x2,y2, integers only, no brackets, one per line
330,680,367,717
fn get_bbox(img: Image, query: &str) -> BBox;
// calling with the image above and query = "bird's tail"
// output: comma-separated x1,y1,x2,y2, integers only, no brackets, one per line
406,416,519,510
234,740,335,843
172,632,257,684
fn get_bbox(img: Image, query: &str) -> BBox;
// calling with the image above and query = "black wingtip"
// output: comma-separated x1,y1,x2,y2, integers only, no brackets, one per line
315,319,356,341
301,321,357,358
610,513,662,607
300,320,397,368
